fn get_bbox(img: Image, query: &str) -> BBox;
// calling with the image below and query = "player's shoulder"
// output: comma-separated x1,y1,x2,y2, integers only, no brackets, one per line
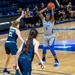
9,27,17,32
33,38,39,43
33,38,39,45
10,27,16,30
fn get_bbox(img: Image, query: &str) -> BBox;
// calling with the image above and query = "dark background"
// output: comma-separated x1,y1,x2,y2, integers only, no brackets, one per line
0,14,25,32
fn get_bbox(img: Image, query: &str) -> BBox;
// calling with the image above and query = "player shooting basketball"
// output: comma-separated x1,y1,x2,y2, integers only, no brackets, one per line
38,2,59,67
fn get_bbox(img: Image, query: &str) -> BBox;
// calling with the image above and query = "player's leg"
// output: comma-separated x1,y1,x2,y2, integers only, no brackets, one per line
42,36,48,62
38,46,47,65
49,37,59,67
42,46,47,62
10,43,21,75
3,54,11,74
38,36,48,65
13,56,21,75
3,42,11,74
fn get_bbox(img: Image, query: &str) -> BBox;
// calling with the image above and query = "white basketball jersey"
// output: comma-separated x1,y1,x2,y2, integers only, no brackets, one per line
42,17,54,35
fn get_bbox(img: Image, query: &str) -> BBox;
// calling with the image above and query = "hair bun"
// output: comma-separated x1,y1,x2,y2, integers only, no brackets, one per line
30,29,35,35
29,28,38,38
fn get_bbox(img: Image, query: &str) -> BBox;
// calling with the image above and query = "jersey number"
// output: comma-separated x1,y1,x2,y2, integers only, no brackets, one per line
46,27,48,30
9,32,12,37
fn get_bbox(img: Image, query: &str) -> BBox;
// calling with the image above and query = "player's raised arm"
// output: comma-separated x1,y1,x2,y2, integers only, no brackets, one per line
39,7,47,19
16,11,25,22
34,39,44,69
51,7,55,22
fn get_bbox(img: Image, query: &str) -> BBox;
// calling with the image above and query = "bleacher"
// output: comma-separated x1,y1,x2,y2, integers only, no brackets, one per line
0,0,19,17
0,0,54,17
0,0,75,32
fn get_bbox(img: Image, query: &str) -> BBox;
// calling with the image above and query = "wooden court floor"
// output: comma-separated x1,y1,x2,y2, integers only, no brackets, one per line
0,22,75,75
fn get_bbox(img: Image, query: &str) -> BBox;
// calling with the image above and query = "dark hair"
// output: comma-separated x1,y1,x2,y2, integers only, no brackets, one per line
21,28,38,54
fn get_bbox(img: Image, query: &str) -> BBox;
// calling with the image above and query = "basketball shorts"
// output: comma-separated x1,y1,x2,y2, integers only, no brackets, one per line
4,41,18,55
43,33,55,47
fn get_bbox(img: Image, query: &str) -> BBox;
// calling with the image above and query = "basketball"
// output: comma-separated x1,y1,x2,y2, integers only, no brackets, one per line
47,2,55,10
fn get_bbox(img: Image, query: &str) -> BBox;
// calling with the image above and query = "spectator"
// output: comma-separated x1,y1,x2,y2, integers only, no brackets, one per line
58,5,66,21
40,3,46,24
25,7,34,27
33,5,41,26
33,5,39,16
67,2,75,18
61,0,69,5
41,3,45,10
17,7,23,13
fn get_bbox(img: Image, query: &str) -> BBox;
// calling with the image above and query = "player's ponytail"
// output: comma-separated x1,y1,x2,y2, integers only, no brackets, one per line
21,28,38,54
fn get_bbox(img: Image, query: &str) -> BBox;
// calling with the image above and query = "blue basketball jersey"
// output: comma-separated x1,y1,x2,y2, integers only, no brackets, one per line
7,27,18,43
20,40,34,62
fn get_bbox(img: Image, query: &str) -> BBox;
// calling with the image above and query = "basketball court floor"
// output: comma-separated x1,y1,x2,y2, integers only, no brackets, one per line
0,21,75,75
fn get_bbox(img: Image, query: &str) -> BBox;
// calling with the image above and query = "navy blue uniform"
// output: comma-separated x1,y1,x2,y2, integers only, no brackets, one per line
5,27,18,55
18,40,34,75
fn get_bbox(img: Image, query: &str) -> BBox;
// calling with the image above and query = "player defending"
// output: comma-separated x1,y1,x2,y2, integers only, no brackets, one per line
3,11,24,74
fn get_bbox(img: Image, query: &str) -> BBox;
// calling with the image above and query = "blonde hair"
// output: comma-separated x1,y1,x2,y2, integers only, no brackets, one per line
11,21,19,28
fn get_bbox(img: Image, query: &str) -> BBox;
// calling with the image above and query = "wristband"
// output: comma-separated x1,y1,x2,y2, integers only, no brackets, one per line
40,60,43,64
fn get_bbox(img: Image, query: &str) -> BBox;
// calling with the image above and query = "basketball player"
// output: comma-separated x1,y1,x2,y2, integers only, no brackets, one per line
38,7,59,67
12,28,44,75
3,11,24,74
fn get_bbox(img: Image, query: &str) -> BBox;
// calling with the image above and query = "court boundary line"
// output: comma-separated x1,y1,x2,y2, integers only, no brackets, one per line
0,19,75,35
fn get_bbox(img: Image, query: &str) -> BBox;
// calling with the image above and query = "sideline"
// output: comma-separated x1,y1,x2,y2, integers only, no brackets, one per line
0,19,75,35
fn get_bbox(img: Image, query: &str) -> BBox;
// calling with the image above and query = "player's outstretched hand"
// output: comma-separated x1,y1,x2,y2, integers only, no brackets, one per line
12,64,17,71
40,60,44,69
41,63,44,69
21,11,25,17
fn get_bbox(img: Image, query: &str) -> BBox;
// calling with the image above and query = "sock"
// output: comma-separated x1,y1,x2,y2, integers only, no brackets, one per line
3,68,10,74
4,68,7,71
42,57,46,61
55,59,59,63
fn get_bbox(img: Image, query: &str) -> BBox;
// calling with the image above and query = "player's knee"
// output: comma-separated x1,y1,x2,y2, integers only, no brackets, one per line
49,46,56,56
42,46,47,54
